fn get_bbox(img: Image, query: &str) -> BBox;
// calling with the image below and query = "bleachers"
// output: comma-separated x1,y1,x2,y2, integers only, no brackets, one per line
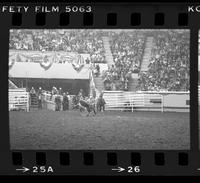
138,31,190,91
9,29,106,64
140,37,154,72
9,29,190,96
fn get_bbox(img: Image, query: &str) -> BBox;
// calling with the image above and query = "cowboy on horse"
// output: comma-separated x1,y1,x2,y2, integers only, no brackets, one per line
78,96,96,116
73,93,96,116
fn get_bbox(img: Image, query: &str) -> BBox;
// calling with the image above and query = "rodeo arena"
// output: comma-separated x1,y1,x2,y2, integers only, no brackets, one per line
9,29,190,150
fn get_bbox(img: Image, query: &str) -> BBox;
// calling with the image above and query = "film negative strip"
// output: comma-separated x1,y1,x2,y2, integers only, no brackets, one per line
0,1,200,176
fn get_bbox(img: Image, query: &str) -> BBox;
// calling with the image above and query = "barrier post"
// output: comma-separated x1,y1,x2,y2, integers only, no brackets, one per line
161,94,164,113
27,93,30,112
143,94,145,107
130,93,133,112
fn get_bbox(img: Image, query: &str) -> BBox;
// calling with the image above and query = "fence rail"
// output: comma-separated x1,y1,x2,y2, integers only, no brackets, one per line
8,89,190,113
41,91,75,111
103,90,189,112
9,88,29,111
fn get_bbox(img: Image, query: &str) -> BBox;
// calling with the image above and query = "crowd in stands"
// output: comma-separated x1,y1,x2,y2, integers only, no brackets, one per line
138,31,190,91
93,64,100,77
102,32,145,90
9,29,105,63
102,64,132,90
10,30,190,91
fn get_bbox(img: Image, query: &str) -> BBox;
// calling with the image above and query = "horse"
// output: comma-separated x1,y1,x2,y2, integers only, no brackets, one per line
73,95,96,116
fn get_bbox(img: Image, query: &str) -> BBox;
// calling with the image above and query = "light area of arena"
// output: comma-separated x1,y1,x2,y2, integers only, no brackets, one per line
9,110,189,150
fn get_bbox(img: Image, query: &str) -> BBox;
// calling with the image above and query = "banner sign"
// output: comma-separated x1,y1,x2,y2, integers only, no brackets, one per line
9,50,90,72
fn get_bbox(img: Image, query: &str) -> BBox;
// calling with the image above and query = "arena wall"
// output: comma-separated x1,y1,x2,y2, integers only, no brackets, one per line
163,94,189,112
103,91,190,113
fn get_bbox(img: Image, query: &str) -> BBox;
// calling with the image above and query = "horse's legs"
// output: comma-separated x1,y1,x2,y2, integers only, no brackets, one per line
79,104,85,112
85,105,91,116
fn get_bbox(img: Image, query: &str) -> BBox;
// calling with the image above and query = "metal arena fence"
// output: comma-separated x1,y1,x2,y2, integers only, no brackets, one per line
41,91,74,111
8,89,189,113
103,91,189,113
9,88,29,112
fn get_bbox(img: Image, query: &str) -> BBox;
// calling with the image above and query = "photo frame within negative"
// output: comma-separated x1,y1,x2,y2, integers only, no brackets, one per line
0,1,200,176
8,29,190,151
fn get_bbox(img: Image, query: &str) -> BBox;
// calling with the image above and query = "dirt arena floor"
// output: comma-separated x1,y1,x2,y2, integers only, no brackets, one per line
9,109,190,150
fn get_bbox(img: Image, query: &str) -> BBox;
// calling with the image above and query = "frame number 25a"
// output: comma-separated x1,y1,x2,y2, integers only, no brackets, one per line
33,166,54,173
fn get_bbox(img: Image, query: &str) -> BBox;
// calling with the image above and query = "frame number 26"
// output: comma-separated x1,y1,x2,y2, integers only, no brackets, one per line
128,166,140,173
